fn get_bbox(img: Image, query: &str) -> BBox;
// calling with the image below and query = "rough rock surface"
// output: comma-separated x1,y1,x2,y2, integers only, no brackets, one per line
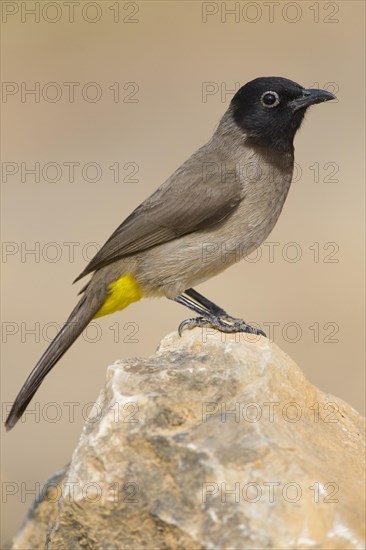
12,331,365,549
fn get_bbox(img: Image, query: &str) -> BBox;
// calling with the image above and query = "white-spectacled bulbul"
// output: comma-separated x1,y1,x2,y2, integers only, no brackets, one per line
5,76,336,430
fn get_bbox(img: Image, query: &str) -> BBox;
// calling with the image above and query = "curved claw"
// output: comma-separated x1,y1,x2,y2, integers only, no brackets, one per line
178,318,198,336
231,321,267,337
178,316,212,336
178,318,189,336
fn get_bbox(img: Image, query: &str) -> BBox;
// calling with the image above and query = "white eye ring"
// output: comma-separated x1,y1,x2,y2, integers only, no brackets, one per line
261,91,280,108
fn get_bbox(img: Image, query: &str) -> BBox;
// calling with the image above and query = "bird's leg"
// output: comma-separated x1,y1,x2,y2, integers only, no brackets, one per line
184,289,265,331
173,291,266,337
184,288,229,318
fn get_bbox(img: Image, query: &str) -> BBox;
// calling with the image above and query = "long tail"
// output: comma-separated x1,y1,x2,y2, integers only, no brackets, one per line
5,290,104,431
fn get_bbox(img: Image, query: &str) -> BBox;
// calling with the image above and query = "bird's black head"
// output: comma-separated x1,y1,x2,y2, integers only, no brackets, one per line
231,77,335,153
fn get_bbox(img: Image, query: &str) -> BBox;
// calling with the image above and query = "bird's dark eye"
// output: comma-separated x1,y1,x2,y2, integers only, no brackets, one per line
261,91,280,108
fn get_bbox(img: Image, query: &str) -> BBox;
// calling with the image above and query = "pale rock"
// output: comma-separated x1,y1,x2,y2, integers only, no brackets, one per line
12,331,366,549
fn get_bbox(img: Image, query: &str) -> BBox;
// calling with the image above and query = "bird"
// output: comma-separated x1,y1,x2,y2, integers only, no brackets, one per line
5,76,336,430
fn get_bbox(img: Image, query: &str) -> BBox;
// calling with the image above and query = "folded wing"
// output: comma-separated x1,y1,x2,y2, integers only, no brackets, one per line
75,159,242,281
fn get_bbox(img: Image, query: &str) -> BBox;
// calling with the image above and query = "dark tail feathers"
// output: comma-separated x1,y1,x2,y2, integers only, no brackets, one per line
5,292,102,430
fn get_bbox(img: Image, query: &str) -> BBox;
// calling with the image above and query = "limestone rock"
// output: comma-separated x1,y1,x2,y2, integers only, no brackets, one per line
12,331,365,549
11,469,67,550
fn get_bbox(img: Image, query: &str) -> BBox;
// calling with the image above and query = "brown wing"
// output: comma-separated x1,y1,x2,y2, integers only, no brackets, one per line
74,155,242,282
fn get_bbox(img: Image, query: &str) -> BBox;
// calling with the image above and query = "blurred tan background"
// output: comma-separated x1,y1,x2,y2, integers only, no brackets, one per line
1,0,365,545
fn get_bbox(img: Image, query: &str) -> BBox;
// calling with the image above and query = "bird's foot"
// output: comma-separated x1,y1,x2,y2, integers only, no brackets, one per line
178,315,266,337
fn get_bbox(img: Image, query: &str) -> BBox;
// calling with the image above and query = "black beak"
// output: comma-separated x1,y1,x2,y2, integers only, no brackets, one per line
290,88,336,112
